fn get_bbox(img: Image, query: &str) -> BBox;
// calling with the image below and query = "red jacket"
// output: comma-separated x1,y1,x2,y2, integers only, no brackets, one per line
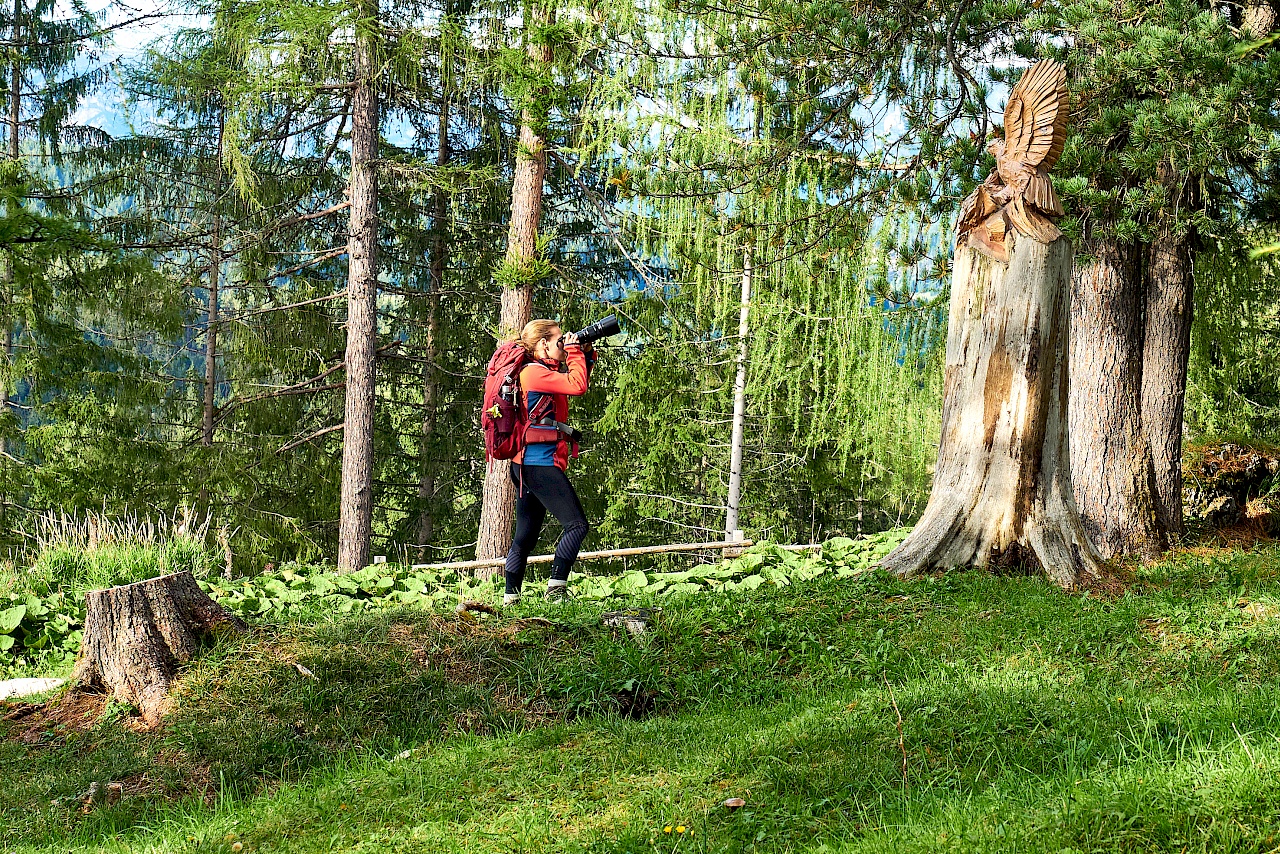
515,344,589,470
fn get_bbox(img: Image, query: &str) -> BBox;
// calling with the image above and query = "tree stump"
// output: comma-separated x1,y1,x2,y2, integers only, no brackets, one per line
880,231,1103,588
72,571,246,727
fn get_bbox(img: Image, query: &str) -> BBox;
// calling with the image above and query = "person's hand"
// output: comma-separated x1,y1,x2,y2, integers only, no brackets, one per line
562,331,580,347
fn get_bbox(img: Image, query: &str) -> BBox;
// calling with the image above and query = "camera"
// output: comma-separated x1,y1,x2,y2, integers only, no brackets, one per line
571,314,621,346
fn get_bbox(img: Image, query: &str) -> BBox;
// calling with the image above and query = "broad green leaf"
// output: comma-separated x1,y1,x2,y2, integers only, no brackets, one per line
0,604,26,634
762,566,791,585
615,571,649,594
0,634,13,651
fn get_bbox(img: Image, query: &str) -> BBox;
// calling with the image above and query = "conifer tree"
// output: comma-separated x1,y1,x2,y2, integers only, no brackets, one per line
474,0,597,564
0,0,181,535
1034,0,1280,556
576,0,961,541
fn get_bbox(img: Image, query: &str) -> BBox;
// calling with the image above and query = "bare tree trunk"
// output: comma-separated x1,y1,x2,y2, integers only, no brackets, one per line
415,94,448,557
337,15,380,573
881,233,1101,588
1141,212,1194,538
475,5,552,567
202,232,219,448
1,0,20,500
73,571,247,727
725,243,752,538
202,118,223,450
1069,236,1167,559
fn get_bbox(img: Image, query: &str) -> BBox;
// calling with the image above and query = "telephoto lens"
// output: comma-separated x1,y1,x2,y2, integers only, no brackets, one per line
573,314,621,345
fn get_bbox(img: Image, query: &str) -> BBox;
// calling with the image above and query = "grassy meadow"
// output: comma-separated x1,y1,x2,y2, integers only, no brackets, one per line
5,538,1280,852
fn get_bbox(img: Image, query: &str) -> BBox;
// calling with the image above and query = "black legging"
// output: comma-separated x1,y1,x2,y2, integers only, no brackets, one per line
504,463,590,595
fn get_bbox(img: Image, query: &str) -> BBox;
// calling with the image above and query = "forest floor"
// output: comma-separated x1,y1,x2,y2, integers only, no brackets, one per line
5,539,1280,852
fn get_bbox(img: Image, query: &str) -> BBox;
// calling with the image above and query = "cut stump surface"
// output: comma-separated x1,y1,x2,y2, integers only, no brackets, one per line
72,571,246,727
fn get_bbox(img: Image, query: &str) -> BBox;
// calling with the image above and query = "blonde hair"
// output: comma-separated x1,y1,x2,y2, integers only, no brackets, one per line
518,319,560,355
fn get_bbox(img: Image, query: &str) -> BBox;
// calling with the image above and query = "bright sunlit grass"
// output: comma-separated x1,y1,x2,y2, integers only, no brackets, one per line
5,543,1280,852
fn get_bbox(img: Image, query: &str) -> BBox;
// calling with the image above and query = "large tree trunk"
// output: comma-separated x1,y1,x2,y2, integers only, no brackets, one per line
415,94,448,557
474,5,553,567
1141,214,1194,538
1069,236,1167,559
881,233,1102,588
337,15,380,572
73,571,247,727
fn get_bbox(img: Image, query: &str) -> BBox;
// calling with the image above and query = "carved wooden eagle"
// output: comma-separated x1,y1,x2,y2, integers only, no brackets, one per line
957,60,1069,261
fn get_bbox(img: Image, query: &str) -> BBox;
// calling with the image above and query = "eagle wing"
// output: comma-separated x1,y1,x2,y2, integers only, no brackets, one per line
1024,171,1064,216
1003,60,1069,172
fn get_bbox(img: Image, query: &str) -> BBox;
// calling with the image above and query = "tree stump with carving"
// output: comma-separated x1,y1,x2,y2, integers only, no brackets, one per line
880,232,1103,588
72,571,246,726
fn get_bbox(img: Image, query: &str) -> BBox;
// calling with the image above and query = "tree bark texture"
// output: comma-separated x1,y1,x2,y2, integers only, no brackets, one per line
725,243,752,537
1141,217,1194,537
7,0,18,163
415,94,448,556
202,112,224,451
337,18,380,573
203,219,220,449
1069,237,1167,559
474,9,553,567
72,571,247,727
2,0,20,471
1244,0,1277,38
881,233,1102,588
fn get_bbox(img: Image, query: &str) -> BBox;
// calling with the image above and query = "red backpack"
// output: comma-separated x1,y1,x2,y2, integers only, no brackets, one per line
481,341,553,462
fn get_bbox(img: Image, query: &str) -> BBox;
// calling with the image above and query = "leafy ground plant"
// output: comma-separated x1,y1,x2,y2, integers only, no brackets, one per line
192,529,911,622
4,541,1280,852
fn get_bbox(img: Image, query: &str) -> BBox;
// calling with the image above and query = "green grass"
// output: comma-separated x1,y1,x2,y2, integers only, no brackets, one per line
6,544,1280,852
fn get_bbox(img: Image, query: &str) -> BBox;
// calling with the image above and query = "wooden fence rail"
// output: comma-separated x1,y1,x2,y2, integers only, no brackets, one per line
410,539,821,572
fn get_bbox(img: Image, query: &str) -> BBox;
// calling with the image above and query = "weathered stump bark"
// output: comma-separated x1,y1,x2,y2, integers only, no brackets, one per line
881,232,1103,588
72,571,246,726
1069,237,1167,559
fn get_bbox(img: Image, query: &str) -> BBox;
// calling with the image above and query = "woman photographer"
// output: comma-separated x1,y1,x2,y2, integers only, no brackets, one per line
503,319,596,605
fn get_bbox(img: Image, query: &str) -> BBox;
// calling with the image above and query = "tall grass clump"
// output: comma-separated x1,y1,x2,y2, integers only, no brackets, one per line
3,509,220,598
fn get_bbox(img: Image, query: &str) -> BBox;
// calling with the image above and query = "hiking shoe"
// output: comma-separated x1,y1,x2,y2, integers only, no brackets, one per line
542,585,572,603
